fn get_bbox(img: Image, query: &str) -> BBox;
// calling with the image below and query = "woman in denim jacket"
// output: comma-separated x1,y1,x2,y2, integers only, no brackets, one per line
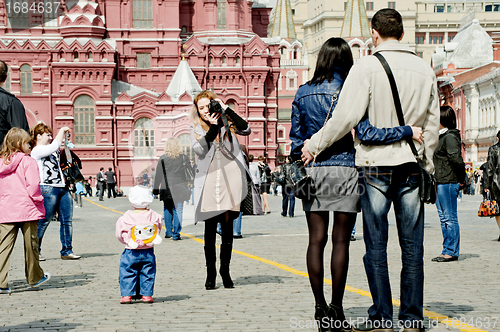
290,37,422,331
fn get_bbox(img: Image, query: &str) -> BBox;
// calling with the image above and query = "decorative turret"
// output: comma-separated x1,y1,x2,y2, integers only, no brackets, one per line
341,0,371,39
268,0,296,40
59,0,105,39
166,60,202,103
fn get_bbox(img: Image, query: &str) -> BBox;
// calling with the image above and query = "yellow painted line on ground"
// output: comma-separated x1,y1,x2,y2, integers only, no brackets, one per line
89,199,486,332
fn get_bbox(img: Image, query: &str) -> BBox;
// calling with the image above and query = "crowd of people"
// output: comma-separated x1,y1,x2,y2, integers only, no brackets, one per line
3,8,500,332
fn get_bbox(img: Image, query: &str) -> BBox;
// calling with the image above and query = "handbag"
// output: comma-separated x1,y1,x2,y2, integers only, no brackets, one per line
241,174,263,215
60,138,84,191
374,53,437,204
478,192,500,217
182,154,194,182
290,86,342,200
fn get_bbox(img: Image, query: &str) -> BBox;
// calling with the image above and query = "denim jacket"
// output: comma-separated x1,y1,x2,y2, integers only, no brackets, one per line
290,72,412,167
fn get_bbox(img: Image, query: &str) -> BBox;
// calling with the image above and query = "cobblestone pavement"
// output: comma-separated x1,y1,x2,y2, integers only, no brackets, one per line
1,193,499,331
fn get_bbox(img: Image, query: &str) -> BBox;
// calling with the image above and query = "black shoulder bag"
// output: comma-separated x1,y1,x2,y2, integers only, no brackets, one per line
374,52,437,204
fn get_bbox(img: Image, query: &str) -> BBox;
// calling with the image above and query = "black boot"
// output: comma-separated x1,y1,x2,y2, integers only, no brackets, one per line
204,245,216,290
219,243,234,288
314,304,331,332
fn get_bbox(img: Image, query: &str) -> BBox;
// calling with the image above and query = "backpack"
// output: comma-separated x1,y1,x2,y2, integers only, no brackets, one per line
260,163,271,183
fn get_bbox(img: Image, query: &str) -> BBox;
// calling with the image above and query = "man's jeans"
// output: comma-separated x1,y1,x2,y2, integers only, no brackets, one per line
436,183,460,257
38,185,74,256
281,187,295,217
163,200,183,240
359,163,424,328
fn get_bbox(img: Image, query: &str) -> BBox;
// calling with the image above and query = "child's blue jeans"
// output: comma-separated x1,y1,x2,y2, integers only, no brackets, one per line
119,248,156,297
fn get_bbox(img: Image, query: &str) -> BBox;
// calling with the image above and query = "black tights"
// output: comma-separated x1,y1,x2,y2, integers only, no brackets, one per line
306,211,356,307
204,211,238,249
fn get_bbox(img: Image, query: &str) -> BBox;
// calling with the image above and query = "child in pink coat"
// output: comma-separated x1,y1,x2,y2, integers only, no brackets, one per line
0,128,51,294
116,185,162,304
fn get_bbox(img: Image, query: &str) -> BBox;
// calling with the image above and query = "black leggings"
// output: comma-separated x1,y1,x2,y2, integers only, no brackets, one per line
306,211,356,307
204,211,239,248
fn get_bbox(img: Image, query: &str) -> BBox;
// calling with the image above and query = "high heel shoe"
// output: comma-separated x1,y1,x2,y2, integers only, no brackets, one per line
327,303,349,332
220,264,234,288
220,243,234,288
314,304,331,332
205,265,216,290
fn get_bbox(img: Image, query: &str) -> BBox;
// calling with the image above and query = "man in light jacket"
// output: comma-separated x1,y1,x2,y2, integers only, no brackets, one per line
302,9,439,332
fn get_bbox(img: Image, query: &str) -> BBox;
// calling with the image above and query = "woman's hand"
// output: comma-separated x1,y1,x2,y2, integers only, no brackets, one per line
214,98,228,110
206,112,221,125
411,126,423,144
55,126,71,143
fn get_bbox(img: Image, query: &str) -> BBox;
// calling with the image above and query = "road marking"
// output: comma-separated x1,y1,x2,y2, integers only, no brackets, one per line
87,198,486,332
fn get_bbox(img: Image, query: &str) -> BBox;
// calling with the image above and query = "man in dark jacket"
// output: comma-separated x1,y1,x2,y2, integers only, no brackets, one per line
280,156,295,217
0,60,29,145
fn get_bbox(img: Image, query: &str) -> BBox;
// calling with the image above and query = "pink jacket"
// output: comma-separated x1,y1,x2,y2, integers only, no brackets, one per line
116,209,163,250
0,152,45,223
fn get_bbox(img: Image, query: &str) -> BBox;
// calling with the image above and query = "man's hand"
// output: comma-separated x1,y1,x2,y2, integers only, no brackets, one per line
301,139,314,166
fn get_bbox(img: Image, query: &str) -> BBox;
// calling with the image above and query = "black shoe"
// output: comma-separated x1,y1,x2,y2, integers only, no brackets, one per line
432,256,458,262
314,304,330,332
281,213,286,217
327,304,350,332
220,264,234,288
172,237,182,241
233,235,243,239
165,235,172,239
498,235,500,242
289,215,294,218
350,236,356,241
352,321,394,332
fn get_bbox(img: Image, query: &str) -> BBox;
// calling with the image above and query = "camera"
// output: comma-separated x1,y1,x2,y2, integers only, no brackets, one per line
208,99,224,115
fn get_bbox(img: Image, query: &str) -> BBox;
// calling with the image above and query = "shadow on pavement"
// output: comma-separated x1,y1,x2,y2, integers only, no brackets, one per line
153,294,191,303
79,252,119,258
424,302,474,319
233,274,291,286
2,318,81,331
345,307,441,331
456,253,480,260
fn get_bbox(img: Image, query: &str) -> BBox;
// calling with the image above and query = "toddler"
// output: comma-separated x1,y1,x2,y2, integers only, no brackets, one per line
0,128,51,294
116,185,162,303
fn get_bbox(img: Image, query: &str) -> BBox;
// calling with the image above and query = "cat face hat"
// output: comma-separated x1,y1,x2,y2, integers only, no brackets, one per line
128,185,153,209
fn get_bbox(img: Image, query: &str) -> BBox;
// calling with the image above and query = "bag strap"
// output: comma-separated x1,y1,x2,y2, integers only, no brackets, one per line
161,159,169,190
374,52,422,164
310,85,342,173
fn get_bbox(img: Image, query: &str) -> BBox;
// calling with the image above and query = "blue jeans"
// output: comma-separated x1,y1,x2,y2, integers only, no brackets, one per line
119,248,156,296
436,183,460,257
163,200,183,240
359,164,424,328
216,212,243,236
233,212,243,236
38,185,74,256
281,187,295,217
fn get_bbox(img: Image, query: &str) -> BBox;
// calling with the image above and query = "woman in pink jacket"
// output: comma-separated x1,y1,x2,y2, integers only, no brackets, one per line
0,128,51,294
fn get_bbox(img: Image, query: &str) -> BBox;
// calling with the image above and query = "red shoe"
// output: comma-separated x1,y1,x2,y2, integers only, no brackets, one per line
142,296,154,303
120,296,132,304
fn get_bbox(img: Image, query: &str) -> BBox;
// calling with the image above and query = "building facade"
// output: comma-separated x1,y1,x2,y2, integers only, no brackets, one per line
0,0,281,186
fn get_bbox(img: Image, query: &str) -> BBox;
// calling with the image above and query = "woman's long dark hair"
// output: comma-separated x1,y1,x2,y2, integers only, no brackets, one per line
309,38,353,85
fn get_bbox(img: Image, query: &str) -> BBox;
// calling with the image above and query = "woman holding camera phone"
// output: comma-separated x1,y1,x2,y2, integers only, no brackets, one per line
31,123,81,261
190,90,259,290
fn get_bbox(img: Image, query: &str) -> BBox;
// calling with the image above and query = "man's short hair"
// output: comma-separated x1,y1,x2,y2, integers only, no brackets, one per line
0,60,8,83
108,167,112,171
258,155,265,162
371,9,403,40
248,154,254,162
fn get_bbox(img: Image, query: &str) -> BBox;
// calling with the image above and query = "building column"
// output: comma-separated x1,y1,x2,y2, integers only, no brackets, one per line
203,0,217,30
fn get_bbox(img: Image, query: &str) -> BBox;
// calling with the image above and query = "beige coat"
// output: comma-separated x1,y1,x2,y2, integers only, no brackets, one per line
307,40,440,173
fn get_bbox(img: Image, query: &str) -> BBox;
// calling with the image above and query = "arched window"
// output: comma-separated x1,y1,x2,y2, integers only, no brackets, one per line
280,46,287,60
235,56,240,66
351,44,361,60
293,47,299,60
217,0,227,29
3,65,11,92
133,0,153,28
20,64,32,94
134,118,155,157
74,95,95,144
178,133,195,162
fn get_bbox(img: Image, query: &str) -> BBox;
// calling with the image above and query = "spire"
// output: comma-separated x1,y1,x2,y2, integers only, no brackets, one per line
166,60,202,102
341,0,371,39
268,0,296,40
